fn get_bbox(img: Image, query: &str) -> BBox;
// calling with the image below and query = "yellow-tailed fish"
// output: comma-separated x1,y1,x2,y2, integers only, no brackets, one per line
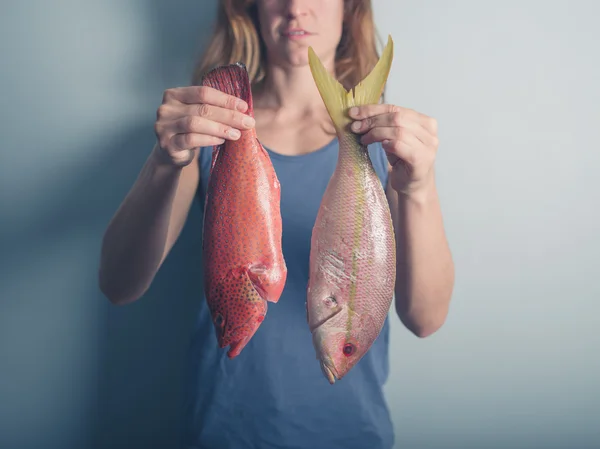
306,36,396,384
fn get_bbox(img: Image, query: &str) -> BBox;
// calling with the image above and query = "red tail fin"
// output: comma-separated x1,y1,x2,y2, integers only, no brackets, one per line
201,62,253,117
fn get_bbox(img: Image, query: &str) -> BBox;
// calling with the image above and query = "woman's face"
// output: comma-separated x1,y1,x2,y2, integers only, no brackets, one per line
256,0,345,69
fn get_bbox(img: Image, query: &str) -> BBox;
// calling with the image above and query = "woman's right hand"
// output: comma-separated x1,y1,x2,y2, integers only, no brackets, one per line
153,86,256,167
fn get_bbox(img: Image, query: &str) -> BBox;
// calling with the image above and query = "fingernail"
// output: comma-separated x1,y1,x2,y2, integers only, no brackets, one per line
236,101,248,112
382,139,391,147
227,128,241,139
351,121,362,132
242,116,255,128
349,107,359,117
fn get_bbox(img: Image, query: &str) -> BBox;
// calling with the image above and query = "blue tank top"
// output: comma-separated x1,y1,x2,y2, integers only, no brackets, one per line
182,138,394,449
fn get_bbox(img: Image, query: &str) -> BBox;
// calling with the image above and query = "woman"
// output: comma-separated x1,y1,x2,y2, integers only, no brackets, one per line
99,0,455,448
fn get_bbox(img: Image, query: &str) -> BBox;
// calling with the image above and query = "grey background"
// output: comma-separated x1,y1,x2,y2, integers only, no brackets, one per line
1,1,598,449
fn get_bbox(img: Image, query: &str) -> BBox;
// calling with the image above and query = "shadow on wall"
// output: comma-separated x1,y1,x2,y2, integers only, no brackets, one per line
92,3,219,449
0,2,221,448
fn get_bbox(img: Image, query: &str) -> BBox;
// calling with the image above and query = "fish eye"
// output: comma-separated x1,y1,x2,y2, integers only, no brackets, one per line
214,313,224,326
343,343,355,357
324,296,337,307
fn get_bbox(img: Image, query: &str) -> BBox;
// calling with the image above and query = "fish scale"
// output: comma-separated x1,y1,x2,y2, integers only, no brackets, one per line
201,63,287,359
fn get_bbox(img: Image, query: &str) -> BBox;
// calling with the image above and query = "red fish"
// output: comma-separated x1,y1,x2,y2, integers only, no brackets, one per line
200,63,287,358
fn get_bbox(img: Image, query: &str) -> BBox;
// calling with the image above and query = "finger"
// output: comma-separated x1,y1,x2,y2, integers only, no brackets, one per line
421,115,438,135
387,132,426,169
170,133,226,152
156,103,181,121
186,103,255,130
360,127,423,161
350,104,438,135
348,104,398,120
156,103,255,133
351,111,421,135
353,114,437,148
360,126,400,147
163,86,248,112
169,115,247,141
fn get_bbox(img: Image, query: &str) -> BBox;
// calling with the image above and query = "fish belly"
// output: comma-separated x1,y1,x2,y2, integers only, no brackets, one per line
308,149,395,346
203,135,287,315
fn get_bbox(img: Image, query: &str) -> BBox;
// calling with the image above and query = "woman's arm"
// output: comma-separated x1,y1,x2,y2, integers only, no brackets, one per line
98,85,255,305
98,144,199,305
386,173,455,337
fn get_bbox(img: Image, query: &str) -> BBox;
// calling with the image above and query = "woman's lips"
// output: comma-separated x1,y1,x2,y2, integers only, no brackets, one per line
282,28,313,39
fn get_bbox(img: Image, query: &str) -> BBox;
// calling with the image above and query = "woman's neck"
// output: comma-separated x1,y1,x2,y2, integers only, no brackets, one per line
254,60,334,115
251,58,338,156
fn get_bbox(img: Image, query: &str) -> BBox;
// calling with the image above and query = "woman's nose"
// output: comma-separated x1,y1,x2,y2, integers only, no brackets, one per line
284,0,309,19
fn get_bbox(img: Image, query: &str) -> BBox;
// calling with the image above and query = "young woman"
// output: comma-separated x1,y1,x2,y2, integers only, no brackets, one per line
99,0,455,448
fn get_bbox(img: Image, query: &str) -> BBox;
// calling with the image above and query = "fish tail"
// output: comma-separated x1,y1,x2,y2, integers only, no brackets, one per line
200,62,254,172
307,35,393,133
201,62,254,117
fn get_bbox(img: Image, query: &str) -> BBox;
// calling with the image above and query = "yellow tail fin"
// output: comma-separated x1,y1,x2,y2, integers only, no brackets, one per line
308,35,394,132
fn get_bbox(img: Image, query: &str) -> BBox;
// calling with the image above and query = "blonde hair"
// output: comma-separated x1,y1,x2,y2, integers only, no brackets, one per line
192,0,382,91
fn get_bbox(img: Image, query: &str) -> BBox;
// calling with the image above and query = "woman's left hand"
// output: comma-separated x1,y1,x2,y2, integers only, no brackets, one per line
348,105,439,196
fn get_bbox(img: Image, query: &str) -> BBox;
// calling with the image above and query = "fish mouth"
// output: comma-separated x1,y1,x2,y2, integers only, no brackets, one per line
217,312,265,358
319,358,340,385
226,335,251,359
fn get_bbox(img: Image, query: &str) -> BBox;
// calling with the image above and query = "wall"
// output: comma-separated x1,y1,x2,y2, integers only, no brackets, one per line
1,2,216,448
1,1,598,449
375,1,600,448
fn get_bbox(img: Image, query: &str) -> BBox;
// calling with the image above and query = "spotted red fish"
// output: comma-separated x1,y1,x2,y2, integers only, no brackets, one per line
200,63,287,358
306,36,396,383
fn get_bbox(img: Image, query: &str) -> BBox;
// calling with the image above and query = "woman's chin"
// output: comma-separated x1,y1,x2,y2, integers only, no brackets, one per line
274,50,334,71
274,48,310,68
